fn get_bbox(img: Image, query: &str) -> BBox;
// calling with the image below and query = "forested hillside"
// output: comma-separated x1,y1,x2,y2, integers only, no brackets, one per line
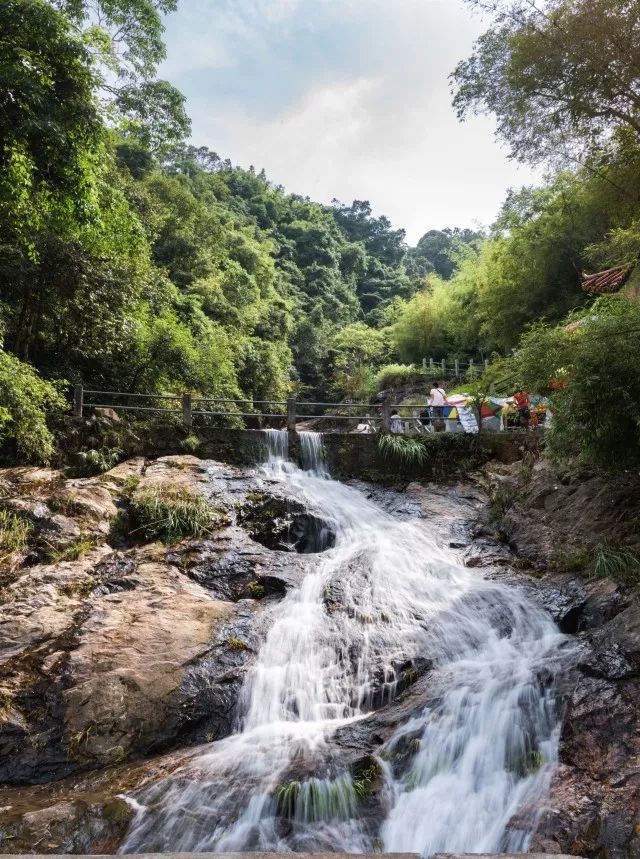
2,0,640,468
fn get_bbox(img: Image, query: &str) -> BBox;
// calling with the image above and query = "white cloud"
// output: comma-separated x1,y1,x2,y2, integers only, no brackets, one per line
161,0,542,242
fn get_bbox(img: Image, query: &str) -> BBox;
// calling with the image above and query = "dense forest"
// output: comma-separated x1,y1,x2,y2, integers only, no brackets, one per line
2,0,640,468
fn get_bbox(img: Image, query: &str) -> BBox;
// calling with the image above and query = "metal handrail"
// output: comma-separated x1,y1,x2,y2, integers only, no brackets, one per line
84,390,182,400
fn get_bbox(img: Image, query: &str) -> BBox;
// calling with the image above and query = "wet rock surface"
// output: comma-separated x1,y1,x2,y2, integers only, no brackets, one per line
476,458,640,859
0,456,320,793
0,452,637,856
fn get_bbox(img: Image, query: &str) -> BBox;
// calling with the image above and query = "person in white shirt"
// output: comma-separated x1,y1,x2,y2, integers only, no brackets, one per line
429,381,446,431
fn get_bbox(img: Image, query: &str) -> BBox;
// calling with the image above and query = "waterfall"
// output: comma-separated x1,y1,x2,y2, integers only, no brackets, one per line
298,430,329,476
120,434,568,856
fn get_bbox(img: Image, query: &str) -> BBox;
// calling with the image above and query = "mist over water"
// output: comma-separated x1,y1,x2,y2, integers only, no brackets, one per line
121,430,567,856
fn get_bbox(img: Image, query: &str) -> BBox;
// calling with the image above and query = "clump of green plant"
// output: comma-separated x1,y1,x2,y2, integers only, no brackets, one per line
352,758,382,799
246,580,265,599
68,725,93,759
593,543,640,583
180,434,201,453
489,484,517,521
0,509,32,565
122,475,141,496
549,548,590,574
226,637,248,651
47,538,96,564
514,748,545,777
108,745,128,765
275,780,301,817
130,482,226,544
378,433,427,466
75,447,123,476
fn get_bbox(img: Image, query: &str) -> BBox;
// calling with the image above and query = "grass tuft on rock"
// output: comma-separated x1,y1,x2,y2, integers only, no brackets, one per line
0,509,32,565
378,433,427,466
593,543,640,583
130,481,226,544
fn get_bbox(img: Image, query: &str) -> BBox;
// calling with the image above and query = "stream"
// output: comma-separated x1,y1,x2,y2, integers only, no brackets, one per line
120,431,567,856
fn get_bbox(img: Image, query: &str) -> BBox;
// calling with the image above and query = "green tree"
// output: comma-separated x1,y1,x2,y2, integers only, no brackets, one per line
503,296,640,469
0,349,66,463
0,0,101,253
454,0,640,165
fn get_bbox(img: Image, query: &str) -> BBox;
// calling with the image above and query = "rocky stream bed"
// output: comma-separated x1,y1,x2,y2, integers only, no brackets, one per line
0,449,638,857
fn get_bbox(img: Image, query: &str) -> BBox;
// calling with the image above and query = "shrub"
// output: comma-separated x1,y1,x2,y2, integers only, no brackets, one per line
505,296,640,470
130,481,226,543
0,351,66,464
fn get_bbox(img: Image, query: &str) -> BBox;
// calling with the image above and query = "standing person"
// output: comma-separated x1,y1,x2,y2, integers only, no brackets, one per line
390,409,403,434
513,390,530,429
429,380,447,431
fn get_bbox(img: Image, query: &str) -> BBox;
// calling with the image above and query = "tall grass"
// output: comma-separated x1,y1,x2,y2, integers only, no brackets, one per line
593,543,640,583
0,509,32,565
130,482,226,544
378,433,427,466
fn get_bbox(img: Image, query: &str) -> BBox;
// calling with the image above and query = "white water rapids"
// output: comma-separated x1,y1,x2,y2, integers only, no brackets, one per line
121,431,567,856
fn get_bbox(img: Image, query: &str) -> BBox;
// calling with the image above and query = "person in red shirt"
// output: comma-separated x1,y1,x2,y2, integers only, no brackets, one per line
513,391,530,429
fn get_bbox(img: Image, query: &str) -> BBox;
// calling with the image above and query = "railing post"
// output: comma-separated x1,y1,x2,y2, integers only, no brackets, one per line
454,358,459,377
429,357,434,373
441,358,446,376
73,384,83,420
382,401,391,433
182,392,192,427
484,359,489,372
469,358,474,374
287,398,296,432
421,357,426,369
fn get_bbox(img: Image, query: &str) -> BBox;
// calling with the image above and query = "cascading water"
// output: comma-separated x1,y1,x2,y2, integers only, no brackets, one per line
120,431,568,856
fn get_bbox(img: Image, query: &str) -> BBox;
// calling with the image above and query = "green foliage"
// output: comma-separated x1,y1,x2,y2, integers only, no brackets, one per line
130,481,226,543
352,758,382,799
0,509,32,564
180,434,201,454
47,538,95,564
74,447,123,475
378,434,427,466
246,581,265,599
0,351,66,464
4,0,640,480
505,296,640,469
275,781,301,818
375,364,428,391
406,227,483,280
225,637,249,651
454,0,640,166
593,543,640,583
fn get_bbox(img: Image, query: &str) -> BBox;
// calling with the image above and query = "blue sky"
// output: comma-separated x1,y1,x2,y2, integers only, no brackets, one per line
160,0,540,243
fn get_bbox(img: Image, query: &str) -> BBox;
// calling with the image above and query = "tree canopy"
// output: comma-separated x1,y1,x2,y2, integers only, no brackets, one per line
2,0,640,471
453,0,640,165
